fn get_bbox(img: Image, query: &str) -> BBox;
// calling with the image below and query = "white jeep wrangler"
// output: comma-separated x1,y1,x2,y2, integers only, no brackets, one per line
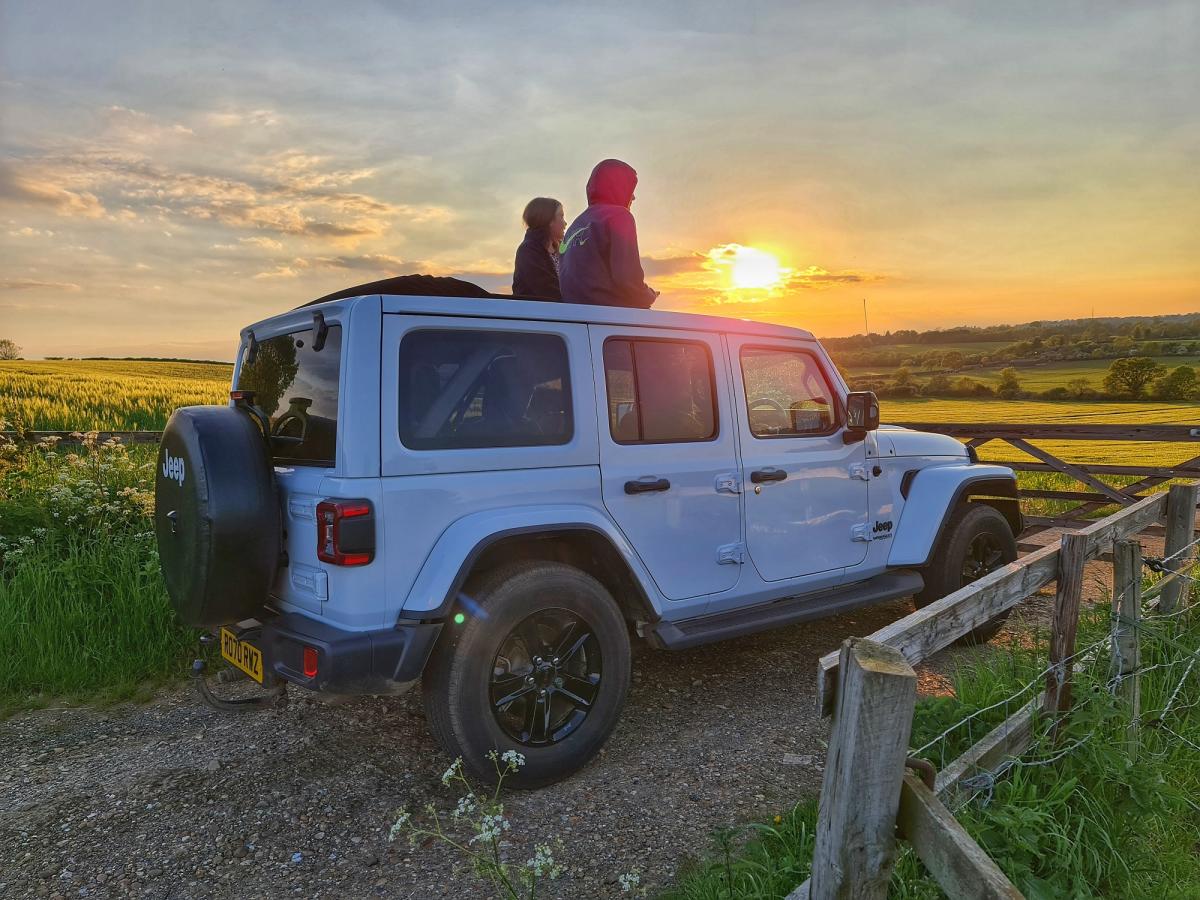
155,277,1020,787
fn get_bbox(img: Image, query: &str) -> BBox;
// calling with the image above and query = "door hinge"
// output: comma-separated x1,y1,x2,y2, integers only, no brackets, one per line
717,542,746,565
715,473,742,494
849,463,871,481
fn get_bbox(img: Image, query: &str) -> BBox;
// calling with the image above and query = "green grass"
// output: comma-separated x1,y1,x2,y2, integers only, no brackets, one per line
0,440,196,714
0,533,193,714
662,602,1200,899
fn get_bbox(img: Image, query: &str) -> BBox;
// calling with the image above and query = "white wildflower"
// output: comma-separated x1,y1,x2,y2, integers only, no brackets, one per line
452,793,477,820
619,871,641,893
441,757,463,786
525,844,564,879
500,750,526,770
388,809,411,842
471,812,510,845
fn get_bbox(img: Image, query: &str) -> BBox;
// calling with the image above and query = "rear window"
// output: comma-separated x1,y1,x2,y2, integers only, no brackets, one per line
237,325,341,465
397,329,572,450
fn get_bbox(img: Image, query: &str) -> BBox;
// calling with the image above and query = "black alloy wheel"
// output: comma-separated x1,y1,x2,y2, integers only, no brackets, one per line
914,503,1018,645
489,609,602,746
962,532,1006,585
421,561,631,788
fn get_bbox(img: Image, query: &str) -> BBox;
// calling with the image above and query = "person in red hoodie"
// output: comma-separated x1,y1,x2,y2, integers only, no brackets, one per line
558,159,659,308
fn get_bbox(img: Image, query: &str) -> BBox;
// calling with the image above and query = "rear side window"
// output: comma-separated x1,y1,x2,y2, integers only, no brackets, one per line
237,325,341,465
398,329,572,450
603,338,717,443
740,346,836,437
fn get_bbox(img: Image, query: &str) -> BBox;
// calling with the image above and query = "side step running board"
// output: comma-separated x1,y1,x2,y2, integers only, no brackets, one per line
650,570,924,651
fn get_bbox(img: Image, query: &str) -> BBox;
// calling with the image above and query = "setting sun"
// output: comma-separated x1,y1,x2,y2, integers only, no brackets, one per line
705,243,787,292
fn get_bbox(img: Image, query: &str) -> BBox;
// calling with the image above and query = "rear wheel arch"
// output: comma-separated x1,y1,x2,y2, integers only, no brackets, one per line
443,526,659,628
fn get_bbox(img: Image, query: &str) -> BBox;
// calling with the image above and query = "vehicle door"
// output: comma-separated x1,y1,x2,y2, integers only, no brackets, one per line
727,337,870,581
590,327,743,602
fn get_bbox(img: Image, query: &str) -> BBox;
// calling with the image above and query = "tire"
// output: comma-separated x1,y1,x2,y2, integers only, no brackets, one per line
914,503,1017,645
422,561,632,789
154,406,279,628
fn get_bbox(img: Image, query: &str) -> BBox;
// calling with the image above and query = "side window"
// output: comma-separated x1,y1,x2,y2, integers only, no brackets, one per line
397,329,572,450
603,338,717,443
740,346,836,437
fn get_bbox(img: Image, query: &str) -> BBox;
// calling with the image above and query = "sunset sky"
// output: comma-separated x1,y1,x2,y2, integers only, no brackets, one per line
2,2,1198,360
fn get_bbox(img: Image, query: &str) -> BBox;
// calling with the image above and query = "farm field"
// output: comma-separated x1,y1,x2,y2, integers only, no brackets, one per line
954,355,1200,390
841,353,1200,384
884,397,1200,467
0,359,232,431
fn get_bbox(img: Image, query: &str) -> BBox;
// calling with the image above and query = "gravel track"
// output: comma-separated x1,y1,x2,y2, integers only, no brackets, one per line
0,598,930,900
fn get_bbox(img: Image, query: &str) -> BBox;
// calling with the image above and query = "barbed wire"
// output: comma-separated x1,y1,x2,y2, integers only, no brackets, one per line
1147,531,1200,567
910,632,1111,760
912,544,1200,809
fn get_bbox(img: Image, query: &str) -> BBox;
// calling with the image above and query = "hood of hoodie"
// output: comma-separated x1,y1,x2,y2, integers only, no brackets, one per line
586,159,637,207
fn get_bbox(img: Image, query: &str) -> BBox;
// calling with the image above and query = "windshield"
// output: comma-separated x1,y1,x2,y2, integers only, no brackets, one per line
237,325,342,466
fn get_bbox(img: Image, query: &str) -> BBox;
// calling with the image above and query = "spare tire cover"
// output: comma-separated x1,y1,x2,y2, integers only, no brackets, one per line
154,406,280,628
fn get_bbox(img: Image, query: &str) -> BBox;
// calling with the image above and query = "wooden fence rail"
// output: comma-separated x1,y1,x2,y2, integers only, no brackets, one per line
796,482,1200,900
893,422,1200,538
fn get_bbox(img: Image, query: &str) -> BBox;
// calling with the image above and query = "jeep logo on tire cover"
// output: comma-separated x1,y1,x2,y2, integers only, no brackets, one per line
162,450,186,486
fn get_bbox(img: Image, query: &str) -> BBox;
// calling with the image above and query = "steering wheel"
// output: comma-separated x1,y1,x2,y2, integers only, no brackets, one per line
270,398,311,444
749,397,787,416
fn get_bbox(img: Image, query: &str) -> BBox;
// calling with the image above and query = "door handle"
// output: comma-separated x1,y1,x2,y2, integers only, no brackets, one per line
750,468,787,484
624,477,671,495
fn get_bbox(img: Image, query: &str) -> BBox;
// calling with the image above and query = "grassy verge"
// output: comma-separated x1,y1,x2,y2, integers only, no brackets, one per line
661,603,1200,899
0,436,195,716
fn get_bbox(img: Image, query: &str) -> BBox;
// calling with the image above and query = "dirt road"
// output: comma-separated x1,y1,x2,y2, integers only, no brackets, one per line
1,598,934,900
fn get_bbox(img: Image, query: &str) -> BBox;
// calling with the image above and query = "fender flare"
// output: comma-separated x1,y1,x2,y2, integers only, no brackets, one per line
398,505,664,618
887,465,1021,567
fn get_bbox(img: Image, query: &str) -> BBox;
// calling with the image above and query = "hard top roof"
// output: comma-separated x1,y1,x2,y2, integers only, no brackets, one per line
267,274,815,341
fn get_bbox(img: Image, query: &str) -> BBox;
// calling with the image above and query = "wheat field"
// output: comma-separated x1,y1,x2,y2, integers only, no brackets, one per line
0,360,232,431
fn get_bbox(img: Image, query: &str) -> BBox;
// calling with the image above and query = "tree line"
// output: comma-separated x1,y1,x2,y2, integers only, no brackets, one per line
852,357,1198,402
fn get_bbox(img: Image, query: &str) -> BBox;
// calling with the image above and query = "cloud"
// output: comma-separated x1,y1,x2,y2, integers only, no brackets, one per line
641,254,703,277
0,143,452,245
0,161,106,218
239,235,283,250
7,226,55,237
0,278,81,291
104,105,194,144
784,266,885,289
206,109,281,129
253,253,423,280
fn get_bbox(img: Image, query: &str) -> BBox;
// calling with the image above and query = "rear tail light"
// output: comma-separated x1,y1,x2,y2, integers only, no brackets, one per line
302,646,319,678
316,498,375,566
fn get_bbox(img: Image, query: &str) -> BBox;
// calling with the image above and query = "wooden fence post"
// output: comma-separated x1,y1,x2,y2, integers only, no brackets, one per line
809,638,917,900
1111,539,1142,751
1045,531,1088,717
1159,482,1199,616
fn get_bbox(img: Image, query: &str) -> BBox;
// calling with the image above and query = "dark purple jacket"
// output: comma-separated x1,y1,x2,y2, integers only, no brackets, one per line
558,160,656,308
512,227,562,300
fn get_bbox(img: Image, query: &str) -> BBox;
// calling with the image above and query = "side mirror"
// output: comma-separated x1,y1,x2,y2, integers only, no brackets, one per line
844,391,879,442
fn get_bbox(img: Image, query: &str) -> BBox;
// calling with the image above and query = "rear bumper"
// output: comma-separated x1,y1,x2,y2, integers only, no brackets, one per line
259,613,442,694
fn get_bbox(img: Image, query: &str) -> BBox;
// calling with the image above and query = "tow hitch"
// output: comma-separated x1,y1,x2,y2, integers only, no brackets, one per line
192,634,286,712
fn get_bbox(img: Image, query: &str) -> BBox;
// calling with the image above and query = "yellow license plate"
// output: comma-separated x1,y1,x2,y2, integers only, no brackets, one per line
220,627,264,684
